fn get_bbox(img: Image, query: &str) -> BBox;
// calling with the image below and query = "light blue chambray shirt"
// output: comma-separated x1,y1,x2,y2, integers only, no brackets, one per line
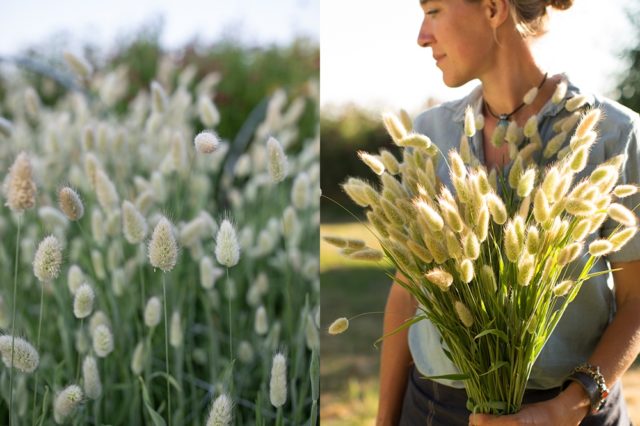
408,78,640,390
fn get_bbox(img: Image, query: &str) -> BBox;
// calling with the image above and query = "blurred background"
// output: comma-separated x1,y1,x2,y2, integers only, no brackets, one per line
0,0,319,141
320,1,640,424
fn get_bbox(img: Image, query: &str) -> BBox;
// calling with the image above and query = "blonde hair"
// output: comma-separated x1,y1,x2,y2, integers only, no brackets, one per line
509,0,574,37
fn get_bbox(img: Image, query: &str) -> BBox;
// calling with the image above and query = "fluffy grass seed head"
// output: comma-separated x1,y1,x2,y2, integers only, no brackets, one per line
464,105,476,137
425,268,454,291
291,172,311,210
144,296,162,328
150,80,168,114
517,168,536,198
33,235,63,282
92,324,114,358
95,169,119,211
198,97,220,127
485,193,507,225
608,203,637,227
613,184,638,198
566,94,589,112
54,384,83,424
328,317,349,335
382,112,408,143
358,151,385,176
170,311,183,348
480,264,498,292
148,217,178,272
194,131,220,154
517,254,535,286
449,150,467,179
533,188,550,224
348,248,384,261
215,219,240,267
122,200,148,244
255,305,268,335
609,227,637,250
0,335,39,373
414,200,444,232
459,259,474,283
526,226,541,254
131,341,146,375
82,355,102,400
269,353,287,408
553,279,574,297
589,239,614,256
523,86,539,105
267,136,288,183
58,187,84,221
504,220,523,263
5,151,37,213
463,232,480,260
454,301,474,328
380,150,400,175
206,394,233,426
73,284,95,319
558,242,583,266
63,51,93,79
552,80,568,104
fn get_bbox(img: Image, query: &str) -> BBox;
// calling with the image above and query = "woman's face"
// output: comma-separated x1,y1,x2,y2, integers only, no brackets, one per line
418,0,495,87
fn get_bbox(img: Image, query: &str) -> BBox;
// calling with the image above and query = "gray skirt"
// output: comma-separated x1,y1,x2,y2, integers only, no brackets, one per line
399,366,632,426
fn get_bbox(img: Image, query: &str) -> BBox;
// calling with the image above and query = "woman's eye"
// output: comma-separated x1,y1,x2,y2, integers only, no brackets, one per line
426,9,439,16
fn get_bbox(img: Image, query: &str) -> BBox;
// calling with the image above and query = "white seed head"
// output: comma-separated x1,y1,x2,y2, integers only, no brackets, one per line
328,317,349,335
33,235,63,282
517,254,535,286
454,301,474,328
380,150,400,175
526,226,541,254
238,341,255,364
382,112,408,143
73,284,95,319
358,151,385,175
543,131,568,159
82,356,102,400
144,296,162,328
553,279,574,297
122,201,147,244
425,268,454,291
58,187,84,221
504,221,523,263
523,86,538,105
480,265,498,292
92,324,114,358
485,193,507,225
533,189,550,224
53,384,83,424
589,239,614,257
462,232,480,260
269,353,287,408
459,259,474,283
131,341,146,375
198,96,220,127
63,51,93,79
170,311,183,348
608,203,637,227
523,115,538,138
609,227,637,250
0,335,39,373
267,136,288,183
613,185,638,198
565,94,589,112
95,169,119,211
194,131,220,154
254,305,268,335
557,242,583,266
5,151,37,213
148,217,178,272
215,219,240,267
291,172,311,210
150,80,167,114
517,168,536,198
552,80,568,104
206,394,233,426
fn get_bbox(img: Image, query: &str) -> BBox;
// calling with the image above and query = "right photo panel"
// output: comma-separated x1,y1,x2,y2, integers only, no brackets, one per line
320,1,640,425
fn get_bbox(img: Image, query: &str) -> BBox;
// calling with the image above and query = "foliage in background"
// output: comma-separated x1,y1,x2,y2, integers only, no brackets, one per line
616,4,640,113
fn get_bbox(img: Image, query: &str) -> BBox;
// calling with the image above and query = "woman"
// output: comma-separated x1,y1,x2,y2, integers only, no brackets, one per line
376,0,640,425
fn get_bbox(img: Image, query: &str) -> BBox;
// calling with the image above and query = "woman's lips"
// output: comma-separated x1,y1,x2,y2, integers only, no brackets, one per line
433,54,446,64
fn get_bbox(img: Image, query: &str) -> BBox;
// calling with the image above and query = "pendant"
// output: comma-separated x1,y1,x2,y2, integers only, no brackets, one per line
498,114,510,129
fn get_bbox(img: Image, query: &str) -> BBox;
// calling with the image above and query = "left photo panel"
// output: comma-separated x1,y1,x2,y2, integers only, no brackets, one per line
0,1,319,424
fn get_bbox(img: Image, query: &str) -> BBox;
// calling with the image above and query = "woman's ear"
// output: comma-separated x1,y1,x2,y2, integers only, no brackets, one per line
483,0,510,28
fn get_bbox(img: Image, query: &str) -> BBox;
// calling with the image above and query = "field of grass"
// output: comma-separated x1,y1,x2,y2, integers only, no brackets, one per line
321,222,640,425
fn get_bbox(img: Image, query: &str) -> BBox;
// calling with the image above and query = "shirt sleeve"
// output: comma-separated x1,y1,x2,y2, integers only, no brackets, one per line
603,114,640,263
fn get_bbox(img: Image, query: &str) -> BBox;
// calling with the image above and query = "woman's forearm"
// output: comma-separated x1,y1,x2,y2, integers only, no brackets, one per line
377,280,418,425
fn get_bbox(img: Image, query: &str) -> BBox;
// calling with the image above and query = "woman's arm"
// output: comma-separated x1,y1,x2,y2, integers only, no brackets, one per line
470,259,640,426
376,273,418,426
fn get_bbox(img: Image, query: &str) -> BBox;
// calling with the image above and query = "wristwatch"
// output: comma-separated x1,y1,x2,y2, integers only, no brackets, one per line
562,363,609,414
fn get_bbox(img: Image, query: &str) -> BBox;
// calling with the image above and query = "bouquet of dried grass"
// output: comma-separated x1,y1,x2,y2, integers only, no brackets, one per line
326,88,638,414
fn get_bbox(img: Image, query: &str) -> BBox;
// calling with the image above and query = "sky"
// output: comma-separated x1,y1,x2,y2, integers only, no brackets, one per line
321,0,638,113
0,0,319,55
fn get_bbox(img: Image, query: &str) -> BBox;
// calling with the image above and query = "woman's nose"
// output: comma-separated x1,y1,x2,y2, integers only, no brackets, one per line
417,17,434,47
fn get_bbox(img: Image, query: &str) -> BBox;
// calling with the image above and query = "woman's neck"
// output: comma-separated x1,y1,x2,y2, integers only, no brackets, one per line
479,37,546,120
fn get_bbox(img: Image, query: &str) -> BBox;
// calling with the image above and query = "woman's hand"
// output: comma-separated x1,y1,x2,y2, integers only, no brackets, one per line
468,384,589,426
